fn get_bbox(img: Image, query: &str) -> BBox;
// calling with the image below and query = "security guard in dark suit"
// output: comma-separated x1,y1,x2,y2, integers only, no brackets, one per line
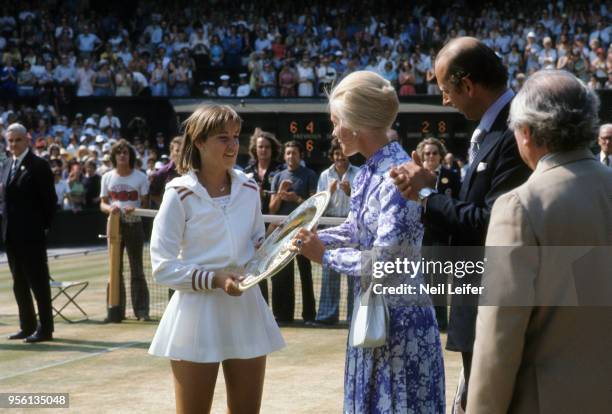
2,123,57,343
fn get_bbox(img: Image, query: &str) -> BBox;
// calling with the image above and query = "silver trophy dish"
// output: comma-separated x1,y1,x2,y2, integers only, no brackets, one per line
238,191,331,291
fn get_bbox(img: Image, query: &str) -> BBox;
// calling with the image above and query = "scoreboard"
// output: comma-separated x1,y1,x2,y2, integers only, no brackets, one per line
239,110,475,171
173,100,477,172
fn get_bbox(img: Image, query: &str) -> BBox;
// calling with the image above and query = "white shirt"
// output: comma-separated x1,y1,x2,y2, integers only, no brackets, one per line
131,71,148,87
77,33,101,52
538,48,557,69
189,33,209,49
217,85,233,97
76,68,95,96
99,115,121,130
10,147,29,173
600,152,612,166
317,164,359,217
236,83,251,97
473,89,515,139
100,169,149,222
254,37,272,52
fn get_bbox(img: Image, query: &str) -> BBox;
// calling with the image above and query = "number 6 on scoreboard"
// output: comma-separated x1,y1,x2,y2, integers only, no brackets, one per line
306,139,314,152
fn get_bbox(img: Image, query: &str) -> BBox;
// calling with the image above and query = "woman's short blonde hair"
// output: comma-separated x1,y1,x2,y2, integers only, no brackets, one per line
177,104,242,174
328,71,399,132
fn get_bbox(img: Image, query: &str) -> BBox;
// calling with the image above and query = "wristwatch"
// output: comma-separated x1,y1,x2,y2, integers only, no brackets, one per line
418,187,437,203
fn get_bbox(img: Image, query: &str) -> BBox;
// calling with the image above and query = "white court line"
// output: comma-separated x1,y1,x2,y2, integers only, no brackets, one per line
0,340,143,382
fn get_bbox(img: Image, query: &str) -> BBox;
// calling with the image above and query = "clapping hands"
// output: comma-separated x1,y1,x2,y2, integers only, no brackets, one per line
389,151,437,201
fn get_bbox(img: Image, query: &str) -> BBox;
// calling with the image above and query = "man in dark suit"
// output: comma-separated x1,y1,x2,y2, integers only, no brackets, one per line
391,37,531,412
2,123,57,343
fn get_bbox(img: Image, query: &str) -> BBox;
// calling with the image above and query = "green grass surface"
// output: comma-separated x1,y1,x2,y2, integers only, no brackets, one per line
0,250,460,413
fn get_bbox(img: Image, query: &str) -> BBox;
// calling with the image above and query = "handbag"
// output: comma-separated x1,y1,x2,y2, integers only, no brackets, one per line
348,278,389,348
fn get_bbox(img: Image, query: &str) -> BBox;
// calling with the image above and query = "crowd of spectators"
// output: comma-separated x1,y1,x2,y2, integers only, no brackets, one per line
0,103,171,212
0,0,610,212
0,0,610,101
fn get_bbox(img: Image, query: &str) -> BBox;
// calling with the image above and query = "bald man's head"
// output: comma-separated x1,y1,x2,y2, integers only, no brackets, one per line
435,36,508,91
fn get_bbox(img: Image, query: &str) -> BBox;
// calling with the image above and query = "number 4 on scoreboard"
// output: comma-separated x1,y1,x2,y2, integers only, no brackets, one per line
289,121,315,134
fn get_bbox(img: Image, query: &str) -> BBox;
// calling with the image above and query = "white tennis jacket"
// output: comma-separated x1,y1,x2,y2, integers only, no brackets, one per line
150,169,265,292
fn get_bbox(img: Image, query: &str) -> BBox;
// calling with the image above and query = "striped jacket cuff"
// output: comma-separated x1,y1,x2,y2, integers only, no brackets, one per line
191,269,215,291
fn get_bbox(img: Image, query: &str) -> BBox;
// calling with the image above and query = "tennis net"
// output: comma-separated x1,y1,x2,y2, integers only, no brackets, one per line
112,210,350,324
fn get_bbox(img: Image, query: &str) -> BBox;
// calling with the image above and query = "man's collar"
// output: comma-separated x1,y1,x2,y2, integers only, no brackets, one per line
534,148,596,175
13,147,29,164
477,89,514,133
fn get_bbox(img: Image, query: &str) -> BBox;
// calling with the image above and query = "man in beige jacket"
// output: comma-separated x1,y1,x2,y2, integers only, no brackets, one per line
467,70,612,413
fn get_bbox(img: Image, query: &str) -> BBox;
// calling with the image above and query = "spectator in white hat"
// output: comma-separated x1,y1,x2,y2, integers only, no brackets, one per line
524,32,541,73
217,75,233,97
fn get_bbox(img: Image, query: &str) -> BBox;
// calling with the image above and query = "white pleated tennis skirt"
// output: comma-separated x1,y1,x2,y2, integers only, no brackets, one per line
149,287,285,363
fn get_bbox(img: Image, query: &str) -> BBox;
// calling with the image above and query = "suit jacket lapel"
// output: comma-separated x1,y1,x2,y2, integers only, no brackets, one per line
460,131,504,199
10,151,33,185
459,102,512,199
1,159,11,186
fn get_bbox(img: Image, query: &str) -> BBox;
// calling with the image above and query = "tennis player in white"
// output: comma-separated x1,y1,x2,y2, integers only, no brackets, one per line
148,104,285,413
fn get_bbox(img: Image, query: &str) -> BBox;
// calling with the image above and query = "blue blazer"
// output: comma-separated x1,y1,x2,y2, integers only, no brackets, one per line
423,103,532,352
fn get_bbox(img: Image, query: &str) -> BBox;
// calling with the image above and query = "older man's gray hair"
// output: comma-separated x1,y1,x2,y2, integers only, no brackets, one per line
6,123,27,136
509,70,600,152
599,123,612,135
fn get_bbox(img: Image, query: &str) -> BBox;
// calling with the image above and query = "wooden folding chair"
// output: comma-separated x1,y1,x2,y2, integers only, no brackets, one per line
50,276,89,323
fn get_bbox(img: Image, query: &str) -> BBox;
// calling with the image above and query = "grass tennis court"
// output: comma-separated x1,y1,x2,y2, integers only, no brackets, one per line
0,250,460,413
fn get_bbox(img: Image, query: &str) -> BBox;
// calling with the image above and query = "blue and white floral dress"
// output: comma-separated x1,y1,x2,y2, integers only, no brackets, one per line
318,141,445,413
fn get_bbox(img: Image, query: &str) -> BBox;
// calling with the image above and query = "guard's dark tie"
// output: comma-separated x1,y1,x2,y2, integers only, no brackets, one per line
8,159,17,182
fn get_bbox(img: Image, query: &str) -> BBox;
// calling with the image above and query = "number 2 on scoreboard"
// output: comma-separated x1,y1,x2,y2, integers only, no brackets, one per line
421,120,448,134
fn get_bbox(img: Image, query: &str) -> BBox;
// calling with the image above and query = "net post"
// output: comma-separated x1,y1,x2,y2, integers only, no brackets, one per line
106,213,122,322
